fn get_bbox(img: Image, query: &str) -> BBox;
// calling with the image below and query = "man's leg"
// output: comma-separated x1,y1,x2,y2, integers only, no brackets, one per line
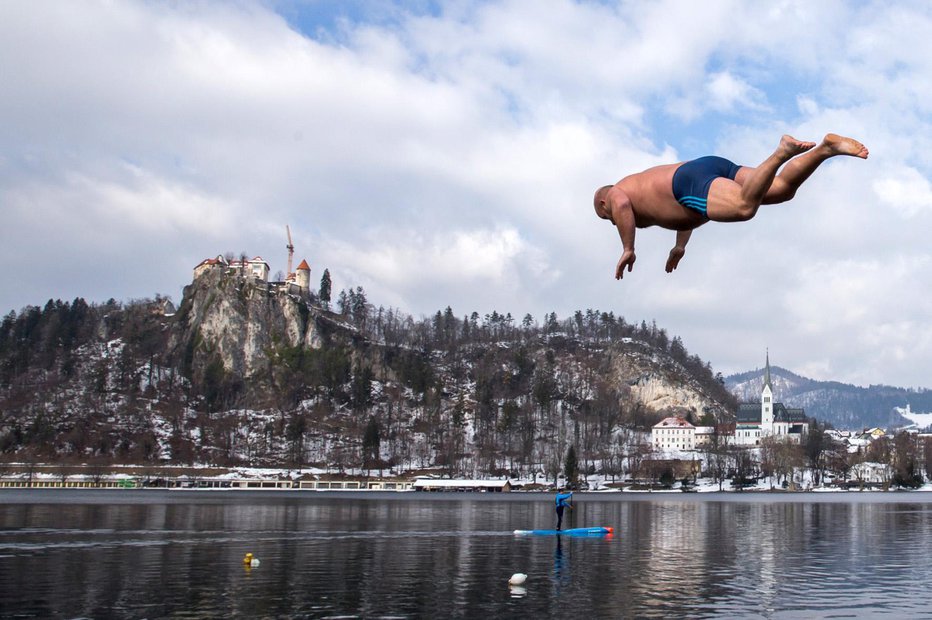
556,506,563,530
708,134,869,222
759,134,869,204
705,135,815,222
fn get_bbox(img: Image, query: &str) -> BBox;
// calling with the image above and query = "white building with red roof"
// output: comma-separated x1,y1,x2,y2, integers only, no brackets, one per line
192,255,228,280
652,416,697,451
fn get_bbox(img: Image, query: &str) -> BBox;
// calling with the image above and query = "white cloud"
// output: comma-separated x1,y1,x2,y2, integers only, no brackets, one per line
315,226,558,315
706,72,768,113
5,0,932,388
873,168,932,218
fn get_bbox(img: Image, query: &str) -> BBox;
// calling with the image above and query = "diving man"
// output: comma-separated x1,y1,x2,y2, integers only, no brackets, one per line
594,133,868,278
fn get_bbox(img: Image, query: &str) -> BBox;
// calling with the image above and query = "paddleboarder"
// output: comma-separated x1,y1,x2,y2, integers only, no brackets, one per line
555,490,573,530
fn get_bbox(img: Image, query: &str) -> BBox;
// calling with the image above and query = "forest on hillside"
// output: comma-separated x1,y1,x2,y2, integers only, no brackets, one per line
0,275,736,476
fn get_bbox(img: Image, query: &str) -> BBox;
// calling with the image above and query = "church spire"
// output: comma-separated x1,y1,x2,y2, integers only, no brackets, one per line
764,349,772,390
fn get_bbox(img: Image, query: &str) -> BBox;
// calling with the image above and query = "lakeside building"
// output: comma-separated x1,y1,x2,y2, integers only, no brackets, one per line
652,416,697,451
651,353,808,450
412,478,511,492
733,352,808,446
0,474,414,491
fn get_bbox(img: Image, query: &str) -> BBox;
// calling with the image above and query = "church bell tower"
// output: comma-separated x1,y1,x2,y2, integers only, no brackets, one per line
761,350,774,433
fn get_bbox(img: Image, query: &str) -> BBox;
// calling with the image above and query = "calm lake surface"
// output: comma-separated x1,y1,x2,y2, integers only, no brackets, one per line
3,490,932,619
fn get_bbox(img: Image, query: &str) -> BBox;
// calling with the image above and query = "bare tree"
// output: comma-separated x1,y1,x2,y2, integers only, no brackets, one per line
704,426,732,491
892,431,922,488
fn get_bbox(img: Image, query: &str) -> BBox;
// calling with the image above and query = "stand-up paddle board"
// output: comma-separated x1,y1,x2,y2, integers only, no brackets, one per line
513,526,613,536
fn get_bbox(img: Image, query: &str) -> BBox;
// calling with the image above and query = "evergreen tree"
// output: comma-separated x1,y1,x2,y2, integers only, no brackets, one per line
351,286,368,327
351,364,374,412
362,416,381,472
521,313,534,331
564,445,579,487
319,269,332,309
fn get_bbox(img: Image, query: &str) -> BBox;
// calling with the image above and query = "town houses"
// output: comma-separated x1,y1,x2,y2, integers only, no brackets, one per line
652,353,808,451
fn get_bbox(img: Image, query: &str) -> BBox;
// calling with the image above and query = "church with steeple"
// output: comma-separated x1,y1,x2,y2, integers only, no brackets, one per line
733,352,809,446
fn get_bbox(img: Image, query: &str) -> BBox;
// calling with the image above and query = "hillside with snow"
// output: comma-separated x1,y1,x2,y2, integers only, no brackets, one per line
0,267,736,476
726,365,932,430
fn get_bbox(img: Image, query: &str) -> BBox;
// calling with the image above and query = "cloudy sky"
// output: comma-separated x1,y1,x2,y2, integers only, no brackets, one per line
3,0,932,388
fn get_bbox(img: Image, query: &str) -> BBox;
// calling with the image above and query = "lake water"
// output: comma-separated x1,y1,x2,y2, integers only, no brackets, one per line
3,490,932,618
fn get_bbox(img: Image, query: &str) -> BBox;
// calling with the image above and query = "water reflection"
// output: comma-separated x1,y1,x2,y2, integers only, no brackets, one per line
552,536,568,592
3,491,932,617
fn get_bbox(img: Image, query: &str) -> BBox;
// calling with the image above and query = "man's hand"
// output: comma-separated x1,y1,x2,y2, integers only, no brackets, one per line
665,246,685,273
616,249,636,279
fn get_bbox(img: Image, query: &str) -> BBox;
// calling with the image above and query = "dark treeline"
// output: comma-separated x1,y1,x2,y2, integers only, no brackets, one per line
0,296,167,388
333,290,734,408
263,287,738,478
0,296,182,460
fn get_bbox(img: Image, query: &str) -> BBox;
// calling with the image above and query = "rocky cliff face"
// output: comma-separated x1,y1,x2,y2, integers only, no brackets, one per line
609,338,731,421
174,269,324,379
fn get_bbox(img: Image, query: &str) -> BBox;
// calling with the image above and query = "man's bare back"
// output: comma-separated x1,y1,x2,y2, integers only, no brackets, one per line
612,163,704,230
594,133,868,279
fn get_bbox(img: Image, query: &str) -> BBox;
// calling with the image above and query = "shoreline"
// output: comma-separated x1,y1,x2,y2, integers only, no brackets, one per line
0,463,911,494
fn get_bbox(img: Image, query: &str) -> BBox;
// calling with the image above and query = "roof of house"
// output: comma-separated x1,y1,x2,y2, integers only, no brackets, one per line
736,403,807,424
776,404,807,423
653,416,695,429
296,259,310,271
194,255,227,269
412,478,510,489
736,403,762,424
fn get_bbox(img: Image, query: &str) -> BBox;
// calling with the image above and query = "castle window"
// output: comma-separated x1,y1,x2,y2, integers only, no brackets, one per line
764,396,771,403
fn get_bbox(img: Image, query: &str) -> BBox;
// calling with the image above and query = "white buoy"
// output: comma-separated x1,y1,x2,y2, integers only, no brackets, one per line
508,573,527,585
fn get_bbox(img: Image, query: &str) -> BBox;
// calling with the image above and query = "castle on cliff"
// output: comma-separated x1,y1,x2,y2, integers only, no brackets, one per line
191,227,313,295
192,254,311,294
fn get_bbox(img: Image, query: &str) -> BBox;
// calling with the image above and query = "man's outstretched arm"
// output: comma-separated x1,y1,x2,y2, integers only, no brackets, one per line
607,188,637,279
665,229,692,273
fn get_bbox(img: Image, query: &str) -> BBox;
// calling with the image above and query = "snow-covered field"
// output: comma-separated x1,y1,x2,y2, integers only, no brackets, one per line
896,404,932,430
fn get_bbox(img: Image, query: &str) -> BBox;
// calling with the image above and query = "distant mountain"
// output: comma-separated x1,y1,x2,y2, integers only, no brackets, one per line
725,366,932,430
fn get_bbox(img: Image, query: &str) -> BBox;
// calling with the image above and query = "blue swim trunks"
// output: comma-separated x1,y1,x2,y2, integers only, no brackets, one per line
671,156,741,217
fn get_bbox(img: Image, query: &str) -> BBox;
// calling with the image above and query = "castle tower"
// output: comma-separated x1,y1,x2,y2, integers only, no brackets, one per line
295,259,311,290
761,349,774,433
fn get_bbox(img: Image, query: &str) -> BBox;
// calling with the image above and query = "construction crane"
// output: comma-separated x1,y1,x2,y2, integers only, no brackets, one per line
286,225,295,276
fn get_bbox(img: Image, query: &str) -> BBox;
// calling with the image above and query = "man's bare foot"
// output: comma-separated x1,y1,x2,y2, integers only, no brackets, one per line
778,134,817,158
823,133,869,159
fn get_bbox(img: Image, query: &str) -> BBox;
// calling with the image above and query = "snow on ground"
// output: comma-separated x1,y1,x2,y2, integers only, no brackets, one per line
896,404,932,430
